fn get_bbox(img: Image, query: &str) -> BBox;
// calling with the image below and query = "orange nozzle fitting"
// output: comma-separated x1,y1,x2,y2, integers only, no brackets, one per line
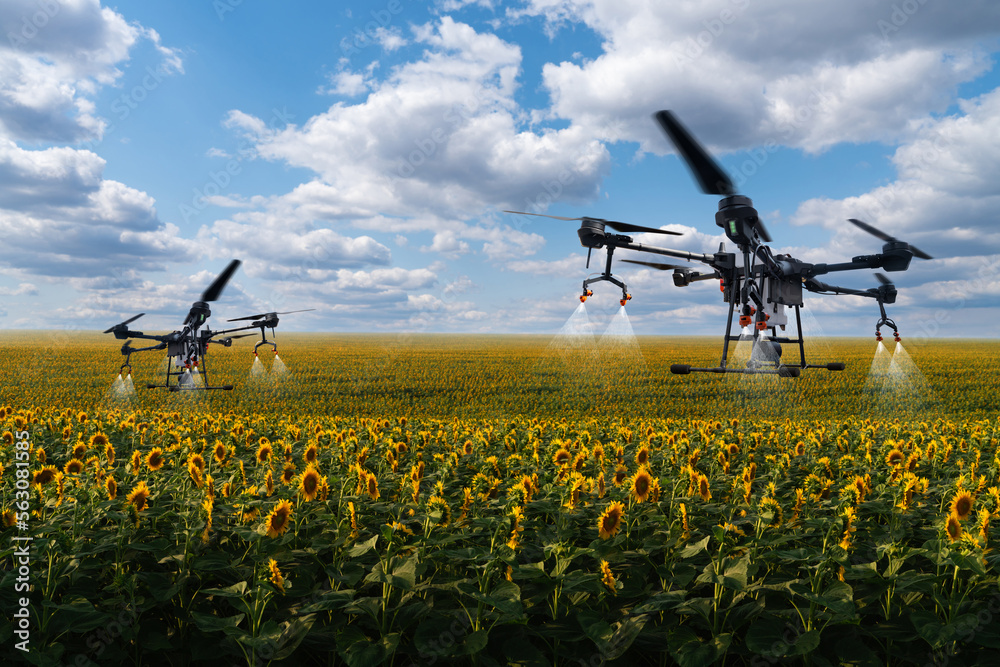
739,315,751,327
619,294,631,307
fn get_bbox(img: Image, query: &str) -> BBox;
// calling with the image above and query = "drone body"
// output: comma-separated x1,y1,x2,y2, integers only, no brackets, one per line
103,260,313,391
508,110,931,377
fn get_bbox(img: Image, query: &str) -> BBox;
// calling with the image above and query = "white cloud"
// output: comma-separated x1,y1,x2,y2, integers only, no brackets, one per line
0,0,183,142
226,18,611,224
519,0,998,154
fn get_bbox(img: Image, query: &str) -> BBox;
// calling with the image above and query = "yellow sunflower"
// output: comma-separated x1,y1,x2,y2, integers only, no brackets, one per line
597,501,625,540
365,472,380,500
64,459,84,475
106,476,117,501
89,433,109,449
32,465,58,486
256,442,273,464
697,474,712,502
146,448,165,471
299,467,322,502
885,449,905,467
127,481,151,512
552,448,572,466
635,446,650,467
213,441,227,464
946,512,963,542
950,491,974,520
303,443,318,464
265,499,293,538
72,441,87,459
631,470,653,503
267,558,285,593
599,560,617,595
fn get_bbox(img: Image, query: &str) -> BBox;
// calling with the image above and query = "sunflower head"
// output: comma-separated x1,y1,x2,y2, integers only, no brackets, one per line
127,481,151,512
552,448,572,466
90,433,109,449
946,512,963,542
365,472,380,500
265,499,293,538
106,476,117,500
256,443,273,464
64,459,84,475
32,466,58,486
635,447,650,467
597,501,624,540
599,560,617,594
299,467,322,502
885,449,905,466
267,558,285,593
631,470,653,503
146,448,165,471
281,463,296,485
71,442,87,459
951,491,974,520
213,441,227,464
697,474,712,502
304,444,318,464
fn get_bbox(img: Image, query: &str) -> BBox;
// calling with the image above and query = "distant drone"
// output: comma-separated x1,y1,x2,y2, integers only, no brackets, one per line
103,260,313,390
508,110,931,377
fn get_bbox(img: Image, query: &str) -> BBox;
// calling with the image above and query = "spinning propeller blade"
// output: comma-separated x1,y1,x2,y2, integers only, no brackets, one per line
226,308,315,322
874,272,893,286
621,259,688,271
848,219,932,260
103,313,144,333
502,210,681,236
654,111,736,196
201,259,242,302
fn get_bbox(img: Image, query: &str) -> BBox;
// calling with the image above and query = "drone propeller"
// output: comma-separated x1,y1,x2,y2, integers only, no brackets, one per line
874,272,893,286
620,259,689,271
201,259,242,302
848,219,932,260
502,210,682,236
654,110,736,197
653,111,773,243
103,313,144,334
226,308,316,323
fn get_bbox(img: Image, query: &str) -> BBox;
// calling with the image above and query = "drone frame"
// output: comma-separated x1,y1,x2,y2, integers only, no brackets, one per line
508,110,931,378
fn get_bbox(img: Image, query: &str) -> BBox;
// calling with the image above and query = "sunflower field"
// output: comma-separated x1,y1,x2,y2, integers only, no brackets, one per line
2,333,1000,665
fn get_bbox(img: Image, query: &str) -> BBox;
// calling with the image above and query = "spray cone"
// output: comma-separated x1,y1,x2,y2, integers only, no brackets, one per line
272,352,289,378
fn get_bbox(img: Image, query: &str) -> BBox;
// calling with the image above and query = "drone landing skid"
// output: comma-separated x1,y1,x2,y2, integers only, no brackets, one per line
670,304,846,378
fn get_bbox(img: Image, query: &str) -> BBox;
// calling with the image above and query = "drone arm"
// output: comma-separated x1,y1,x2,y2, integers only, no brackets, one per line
802,278,874,298
617,240,715,266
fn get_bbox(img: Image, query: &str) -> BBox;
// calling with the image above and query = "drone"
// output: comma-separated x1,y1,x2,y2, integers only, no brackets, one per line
103,259,314,390
507,110,932,377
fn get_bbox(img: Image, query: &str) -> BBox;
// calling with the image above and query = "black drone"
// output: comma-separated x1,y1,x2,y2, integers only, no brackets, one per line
103,260,313,390
508,110,932,377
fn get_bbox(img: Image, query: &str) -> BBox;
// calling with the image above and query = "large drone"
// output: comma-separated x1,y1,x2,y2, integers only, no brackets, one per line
103,260,313,390
508,110,931,377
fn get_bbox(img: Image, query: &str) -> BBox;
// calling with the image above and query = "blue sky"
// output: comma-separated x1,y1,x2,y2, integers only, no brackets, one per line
1,0,999,339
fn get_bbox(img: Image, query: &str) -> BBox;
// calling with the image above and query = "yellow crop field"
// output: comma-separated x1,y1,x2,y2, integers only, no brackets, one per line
1,333,999,665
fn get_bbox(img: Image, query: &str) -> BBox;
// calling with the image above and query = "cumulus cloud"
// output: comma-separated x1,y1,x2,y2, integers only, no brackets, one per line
519,0,999,154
